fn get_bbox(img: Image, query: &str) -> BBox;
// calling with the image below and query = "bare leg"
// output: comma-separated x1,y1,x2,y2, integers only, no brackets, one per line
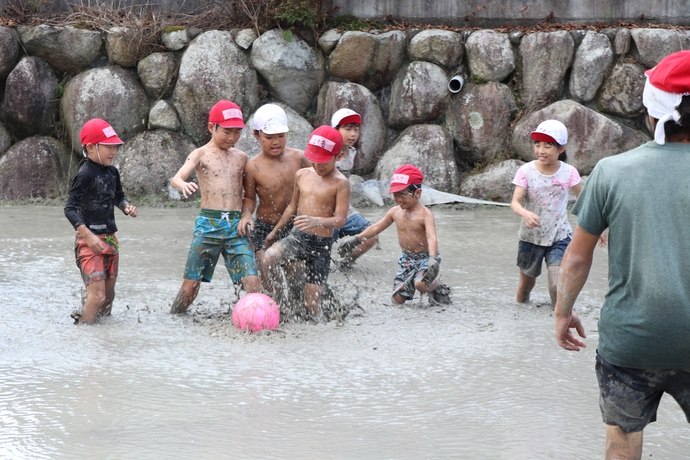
263,244,287,299
170,279,202,314
80,280,107,323
605,426,643,460
304,283,324,317
392,293,406,304
516,270,536,302
241,275,261,294
547,266,559,306
415,278,438,294
254,249,269,287
99,277,118,316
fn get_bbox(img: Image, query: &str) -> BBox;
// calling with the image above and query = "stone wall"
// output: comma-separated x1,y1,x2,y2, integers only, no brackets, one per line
0,23,682,203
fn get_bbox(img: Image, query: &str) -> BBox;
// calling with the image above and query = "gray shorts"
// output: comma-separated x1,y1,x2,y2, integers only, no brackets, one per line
250,218,292,252
273,228,333,286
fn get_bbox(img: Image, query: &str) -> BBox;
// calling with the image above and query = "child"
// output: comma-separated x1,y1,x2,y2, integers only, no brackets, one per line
330,108,377,269
64,118,138,324
170,100,261,314
239,104,309,291
263,126,350,318
510,119,592,306
339,165,451,305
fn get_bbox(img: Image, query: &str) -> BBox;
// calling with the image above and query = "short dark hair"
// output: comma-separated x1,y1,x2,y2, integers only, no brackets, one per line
336,122,360,130
533,139,568,162
662,95,690,141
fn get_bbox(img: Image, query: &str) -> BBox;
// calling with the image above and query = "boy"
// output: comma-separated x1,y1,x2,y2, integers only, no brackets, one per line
170,100,260,314
64,118,138,324
263,126,350,317
330,108,377,269
339,165,451,305
239,104,310,291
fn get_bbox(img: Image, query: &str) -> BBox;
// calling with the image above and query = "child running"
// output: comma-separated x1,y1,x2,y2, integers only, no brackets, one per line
64,119,138,324
510,119,600,306
338,165,451,305
263,126,350,318
330,108,377,269
240,104,309,292
170,100,260,314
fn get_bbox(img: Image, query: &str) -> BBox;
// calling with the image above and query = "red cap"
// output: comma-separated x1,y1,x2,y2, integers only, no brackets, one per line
80,119,124,145
645,50,690,94
209,100,245,128
389,164,424,193
305,126,343,164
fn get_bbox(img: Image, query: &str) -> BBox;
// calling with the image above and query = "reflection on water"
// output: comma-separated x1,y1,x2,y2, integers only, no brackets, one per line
1,206,687,459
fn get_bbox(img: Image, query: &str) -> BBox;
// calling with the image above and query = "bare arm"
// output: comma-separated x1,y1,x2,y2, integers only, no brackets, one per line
239,166,257,236
510,185,540,228
265,172,301,247
358,208,396,241
170,150,200,198
555,225,599,351
424,210,438,258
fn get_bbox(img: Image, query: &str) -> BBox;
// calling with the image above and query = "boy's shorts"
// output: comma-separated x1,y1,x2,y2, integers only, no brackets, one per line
595,353,690,433
392,250,440,300
184,211,258,283
517,236,571,278
332,213,371,242
250,218,293,252
273,228,333,286
74,233,119,286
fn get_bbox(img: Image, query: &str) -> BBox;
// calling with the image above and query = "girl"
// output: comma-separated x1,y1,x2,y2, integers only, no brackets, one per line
510,119,596,306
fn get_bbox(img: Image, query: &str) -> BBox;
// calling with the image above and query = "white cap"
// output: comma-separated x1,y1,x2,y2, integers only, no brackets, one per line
530,119,568,145
331,108,362,127
253,104,289,134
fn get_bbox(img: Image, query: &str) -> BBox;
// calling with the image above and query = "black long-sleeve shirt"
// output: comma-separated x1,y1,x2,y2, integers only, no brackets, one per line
64,159,129,235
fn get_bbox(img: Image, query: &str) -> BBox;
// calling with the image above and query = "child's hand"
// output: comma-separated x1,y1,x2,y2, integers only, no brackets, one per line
238,216,253,236
523,211,540,228
181,181,198,198
597,232,607,247
263,232,276,249
338,236,362,258
87,234,107,254
421,257,440,286
124,204,137,217
294,215,320,231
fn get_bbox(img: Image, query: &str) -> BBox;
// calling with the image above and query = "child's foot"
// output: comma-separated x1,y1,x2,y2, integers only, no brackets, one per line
430,281,452,305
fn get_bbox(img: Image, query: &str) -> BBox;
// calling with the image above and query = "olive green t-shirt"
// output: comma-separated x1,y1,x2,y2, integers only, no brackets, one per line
572,141,690,369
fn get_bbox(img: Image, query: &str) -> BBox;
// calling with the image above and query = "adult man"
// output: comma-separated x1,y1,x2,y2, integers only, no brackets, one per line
555,50,690,460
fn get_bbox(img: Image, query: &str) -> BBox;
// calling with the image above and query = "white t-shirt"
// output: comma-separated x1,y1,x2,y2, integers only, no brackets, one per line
335,146,356,174
512,161,581,246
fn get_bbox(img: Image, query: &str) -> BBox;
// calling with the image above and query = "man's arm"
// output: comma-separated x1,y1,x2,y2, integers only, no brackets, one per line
555,225,599,351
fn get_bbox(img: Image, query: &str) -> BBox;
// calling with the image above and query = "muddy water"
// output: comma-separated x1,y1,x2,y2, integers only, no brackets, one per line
1,205,687,459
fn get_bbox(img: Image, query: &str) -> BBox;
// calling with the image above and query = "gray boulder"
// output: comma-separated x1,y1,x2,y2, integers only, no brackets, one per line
445,82,517,165
520,31,574,108
2,57,58,138
0,122,12,157
234,102,314,159
148,100,181,131
61,66,149,154
0,136,68,200
250,29,321,113
599,61,646,118
114,130,197,200
20,25,102,73
318,29,342,54
408,29,463,68
105,27,143,68
388,61,449,129
569,32,614,103
569,30,587,47
0,26,19,78
375,124,460,193
315,81,386,175
465,30,515,82
173,30,259,145
235,28,258,50
614,28,631,56
512,99,650,175
161,28,189,51
460,159,524,203
631,28,690,68
137,52,177,100
328,31,407,92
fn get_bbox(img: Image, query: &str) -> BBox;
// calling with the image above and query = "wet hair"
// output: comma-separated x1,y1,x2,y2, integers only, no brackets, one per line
662,95,690,141
533,139,568,162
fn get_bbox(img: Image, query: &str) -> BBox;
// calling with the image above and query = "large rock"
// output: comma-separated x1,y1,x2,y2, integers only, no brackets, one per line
520,31,574,108
465,30,515,82
388,61,449,129
318,29,342,54
631,28,690,68
569,32,614,103
460,159,524,203
328,31,407,92
173,30,259,145
512,99,650,175
614,28,631,56
114,130,197,200
234,102,314,159
408,29,463,68
315,81,386,175
598,61,646,118
61,66,149,154
137,52,177,100
250,29,321,113
0,136,68,200
0,26,19,78
105,27,144,68
2,57,59,138
0,122,12,157
161,27,189,51
375,124,460,193
445,81,517,165
20,25,102,73
148,100,181,131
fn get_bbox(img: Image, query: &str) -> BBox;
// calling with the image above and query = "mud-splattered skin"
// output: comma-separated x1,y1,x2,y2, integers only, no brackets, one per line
290,165,350,238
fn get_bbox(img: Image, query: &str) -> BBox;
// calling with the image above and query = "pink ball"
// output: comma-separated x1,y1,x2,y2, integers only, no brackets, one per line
232,293,279,332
